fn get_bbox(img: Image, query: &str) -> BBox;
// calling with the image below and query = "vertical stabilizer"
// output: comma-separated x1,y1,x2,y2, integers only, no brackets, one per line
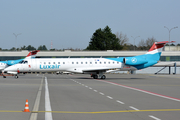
25,50,40,59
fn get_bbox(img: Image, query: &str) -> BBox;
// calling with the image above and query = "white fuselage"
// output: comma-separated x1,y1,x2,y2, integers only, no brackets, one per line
4,58,123,74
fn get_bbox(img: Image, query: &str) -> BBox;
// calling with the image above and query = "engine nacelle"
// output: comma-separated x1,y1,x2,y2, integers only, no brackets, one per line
123,57,148,66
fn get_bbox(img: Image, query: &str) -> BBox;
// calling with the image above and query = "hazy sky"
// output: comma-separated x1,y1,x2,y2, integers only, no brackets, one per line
0,0,179,49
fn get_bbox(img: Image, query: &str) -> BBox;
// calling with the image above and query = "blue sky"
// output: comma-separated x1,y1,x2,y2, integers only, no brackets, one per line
0,0,179,49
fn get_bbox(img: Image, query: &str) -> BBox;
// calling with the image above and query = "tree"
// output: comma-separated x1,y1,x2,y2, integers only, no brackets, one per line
26,45,36,50
170,43,175,46
10,47,16,51
116,32,129,46
137,37,156,50
138,39,146,50
146,37,156,49
38,45,48,51
86,26,122,50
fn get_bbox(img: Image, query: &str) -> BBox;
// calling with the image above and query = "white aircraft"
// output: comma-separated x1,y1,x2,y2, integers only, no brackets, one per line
1,50,39,78
3,41,173,79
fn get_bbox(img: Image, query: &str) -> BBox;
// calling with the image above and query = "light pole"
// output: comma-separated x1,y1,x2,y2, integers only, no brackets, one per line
13,33,21,50
131,36,140,51
164,26,178,51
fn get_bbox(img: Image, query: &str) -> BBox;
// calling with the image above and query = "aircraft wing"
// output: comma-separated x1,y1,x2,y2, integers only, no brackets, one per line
66,67,119,73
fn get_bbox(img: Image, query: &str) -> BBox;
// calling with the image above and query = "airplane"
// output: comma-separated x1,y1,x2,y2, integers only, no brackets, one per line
0,50,39,78
3,41,174,79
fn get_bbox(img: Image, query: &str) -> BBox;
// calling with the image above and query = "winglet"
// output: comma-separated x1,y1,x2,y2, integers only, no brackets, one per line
148,41,175,52
25,50,40,59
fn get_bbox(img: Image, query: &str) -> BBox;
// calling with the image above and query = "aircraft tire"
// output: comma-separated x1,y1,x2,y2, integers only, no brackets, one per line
93,75,98,79
3,76,6,78
15,75,18,79
101,75,106,79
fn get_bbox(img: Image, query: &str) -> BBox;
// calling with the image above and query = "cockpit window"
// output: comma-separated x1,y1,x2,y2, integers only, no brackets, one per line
19,60,28,64
19,60,24,64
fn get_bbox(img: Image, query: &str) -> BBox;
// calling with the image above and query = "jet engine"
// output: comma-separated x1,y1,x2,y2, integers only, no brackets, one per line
123,57,148,66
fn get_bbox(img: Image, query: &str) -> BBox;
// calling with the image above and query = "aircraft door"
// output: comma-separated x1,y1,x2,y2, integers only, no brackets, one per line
31,59,37,70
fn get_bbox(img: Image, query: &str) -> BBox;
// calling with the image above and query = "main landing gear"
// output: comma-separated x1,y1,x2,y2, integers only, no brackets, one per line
91,74,106,79
14,75,18,79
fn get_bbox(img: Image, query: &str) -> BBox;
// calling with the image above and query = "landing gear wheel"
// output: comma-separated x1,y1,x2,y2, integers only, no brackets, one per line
3,76,6,78
15,75,18,79
101,75,106,79
93,75,98,79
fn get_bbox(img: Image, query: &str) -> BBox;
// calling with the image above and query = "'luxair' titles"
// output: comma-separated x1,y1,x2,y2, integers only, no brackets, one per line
40,64,60,69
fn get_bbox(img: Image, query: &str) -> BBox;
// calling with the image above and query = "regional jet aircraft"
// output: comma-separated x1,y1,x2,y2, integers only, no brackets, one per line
0,50,39,78
3,41,173,79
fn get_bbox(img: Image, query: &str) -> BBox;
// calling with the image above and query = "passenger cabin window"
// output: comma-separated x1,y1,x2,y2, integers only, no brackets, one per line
49,62,51,64
117,62,119,64
104,62,106,64
95,62,97,64
76,62,78,64
85,62,87,64
108,62,110,64
81,62,83,64
63,62,65,64
58,62,60,64
53,62,55,64
72,62,74,64
90,62,92,64
44,62,46,64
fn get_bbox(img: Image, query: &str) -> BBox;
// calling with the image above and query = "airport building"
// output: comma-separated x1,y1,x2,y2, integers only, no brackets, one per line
0,46,179,74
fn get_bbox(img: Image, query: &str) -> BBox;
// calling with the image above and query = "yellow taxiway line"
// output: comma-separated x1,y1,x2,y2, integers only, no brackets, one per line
0,109,180,113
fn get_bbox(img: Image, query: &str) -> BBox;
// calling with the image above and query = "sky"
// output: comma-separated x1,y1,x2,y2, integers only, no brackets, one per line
0,0,180,50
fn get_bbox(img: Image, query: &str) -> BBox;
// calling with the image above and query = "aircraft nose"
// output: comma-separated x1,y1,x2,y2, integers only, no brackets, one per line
4,66,15,71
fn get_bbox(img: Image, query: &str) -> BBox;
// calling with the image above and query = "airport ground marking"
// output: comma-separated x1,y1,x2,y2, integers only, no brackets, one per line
29,76,44,120
0,109,180,113
116,100,124,104
149,115,161,120
107,96,113,99
45,77,53,120
129,106,139,111
99,92,104,95
98,80,180,102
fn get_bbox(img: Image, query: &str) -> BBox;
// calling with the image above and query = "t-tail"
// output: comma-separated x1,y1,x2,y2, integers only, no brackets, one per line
25,50,40,59
123,41,175,70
